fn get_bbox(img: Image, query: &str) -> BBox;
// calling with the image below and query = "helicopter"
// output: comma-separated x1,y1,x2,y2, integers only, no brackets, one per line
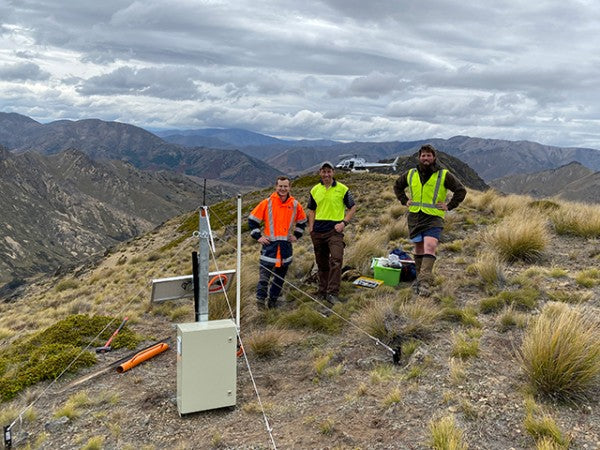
335,155,400,172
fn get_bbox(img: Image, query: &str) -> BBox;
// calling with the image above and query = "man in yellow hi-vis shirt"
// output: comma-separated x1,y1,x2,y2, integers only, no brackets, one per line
307,161,356,305
394,144,466,296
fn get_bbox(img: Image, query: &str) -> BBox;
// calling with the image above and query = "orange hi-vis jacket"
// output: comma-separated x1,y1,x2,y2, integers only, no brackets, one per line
248,192,307,267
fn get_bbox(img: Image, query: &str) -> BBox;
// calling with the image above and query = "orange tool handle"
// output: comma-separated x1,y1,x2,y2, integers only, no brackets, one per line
116,342,169,373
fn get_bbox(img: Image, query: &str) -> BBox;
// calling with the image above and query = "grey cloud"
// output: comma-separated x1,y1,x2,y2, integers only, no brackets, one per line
330,72,409,99
77,66,205,100
14,50,38,60
0,62,50,81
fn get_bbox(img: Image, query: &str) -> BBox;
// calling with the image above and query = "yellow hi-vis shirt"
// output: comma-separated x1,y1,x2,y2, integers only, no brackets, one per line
310,181,349,221
408,168,448,218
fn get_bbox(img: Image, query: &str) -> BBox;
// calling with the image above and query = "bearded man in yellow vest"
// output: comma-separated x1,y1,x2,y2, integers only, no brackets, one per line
394,144,466,296
307,161,356,304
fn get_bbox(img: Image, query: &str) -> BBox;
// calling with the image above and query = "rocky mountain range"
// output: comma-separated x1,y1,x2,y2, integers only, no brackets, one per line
261,136,600,181
158,127,338,160
0,112,282,187
0,146,232,293
489,161,600,204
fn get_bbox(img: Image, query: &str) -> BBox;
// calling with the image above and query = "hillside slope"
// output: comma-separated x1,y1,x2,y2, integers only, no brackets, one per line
1,172,599,449
0,147,231,289
490,161,600,204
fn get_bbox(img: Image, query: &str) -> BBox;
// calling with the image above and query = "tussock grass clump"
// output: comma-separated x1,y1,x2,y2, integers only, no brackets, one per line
344,229,387,274
246,328,286,358
490,193,529,217
466,252,505,287
357,297,397,341
0,327,14,340
382,386,402,407
440,306,481,328
448,358,466,385
546,267,568,278
318,418,335,435
546,289,591,304
480,287,540,314
550,202,600,237
385,221,409,241
523,398,571,449
388,203,407,220
519,303,600,399
529,199,561,211
486,212,549,262
428,415,467,450
394,299,440,339
451,331,479,360
276,305,341,334
574,268,600,288
497,307,528,332
55,279,79,292
465,188,500,213
524,414,570,449
81,436,105,450
442,240,464,253
370,364,395,384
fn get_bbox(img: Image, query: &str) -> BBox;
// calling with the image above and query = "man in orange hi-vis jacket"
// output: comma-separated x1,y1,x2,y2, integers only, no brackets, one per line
248,176,307,309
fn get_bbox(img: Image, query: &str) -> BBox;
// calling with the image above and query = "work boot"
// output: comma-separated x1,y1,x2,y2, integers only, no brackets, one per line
326,294,346,304
412,255,424,294
267,297,279,309
414,254,424,275
417,255,436,297
256,298,267,311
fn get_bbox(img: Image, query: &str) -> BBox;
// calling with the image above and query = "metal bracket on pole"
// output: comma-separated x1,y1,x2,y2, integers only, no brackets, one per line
197,206,210,322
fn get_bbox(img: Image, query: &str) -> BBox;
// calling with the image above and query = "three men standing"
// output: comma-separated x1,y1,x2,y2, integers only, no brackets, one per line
394,144,466,295
307,162,356,304
249,176,307,309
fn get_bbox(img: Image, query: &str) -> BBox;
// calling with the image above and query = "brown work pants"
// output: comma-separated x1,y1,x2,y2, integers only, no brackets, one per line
310,229,345,296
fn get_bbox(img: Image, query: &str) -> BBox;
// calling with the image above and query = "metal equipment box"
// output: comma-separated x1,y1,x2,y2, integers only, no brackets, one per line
176,319,237,415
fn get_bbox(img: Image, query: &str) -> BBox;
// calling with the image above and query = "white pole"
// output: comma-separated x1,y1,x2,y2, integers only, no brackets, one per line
236,194,242,330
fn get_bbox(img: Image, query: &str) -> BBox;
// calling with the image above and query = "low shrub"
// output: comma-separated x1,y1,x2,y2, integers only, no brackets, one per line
0,315,142,402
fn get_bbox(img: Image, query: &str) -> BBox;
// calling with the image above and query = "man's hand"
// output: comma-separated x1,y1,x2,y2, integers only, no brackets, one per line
334,222,345,233
436,202,448,211
257,236,270,245
288,235,298,243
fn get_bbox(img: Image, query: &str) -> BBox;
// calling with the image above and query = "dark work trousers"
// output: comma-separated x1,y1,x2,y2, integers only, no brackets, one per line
256,263,289,301
310,229,345,296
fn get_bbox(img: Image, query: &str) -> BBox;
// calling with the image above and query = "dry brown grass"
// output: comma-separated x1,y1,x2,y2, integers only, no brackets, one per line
519,302,600,399
344,229,387,274
485,211,550,262
550,201,600,237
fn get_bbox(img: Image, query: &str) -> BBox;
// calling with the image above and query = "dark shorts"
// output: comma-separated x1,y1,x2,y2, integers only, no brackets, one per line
410,227,442,243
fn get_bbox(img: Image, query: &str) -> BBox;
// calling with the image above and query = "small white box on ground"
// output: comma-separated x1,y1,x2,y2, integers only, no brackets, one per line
176,319,237,415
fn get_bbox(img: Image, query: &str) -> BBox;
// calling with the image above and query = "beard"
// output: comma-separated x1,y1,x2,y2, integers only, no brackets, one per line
418,160,435,175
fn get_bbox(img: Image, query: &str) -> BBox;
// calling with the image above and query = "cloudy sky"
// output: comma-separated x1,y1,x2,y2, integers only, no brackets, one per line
1,0,599,148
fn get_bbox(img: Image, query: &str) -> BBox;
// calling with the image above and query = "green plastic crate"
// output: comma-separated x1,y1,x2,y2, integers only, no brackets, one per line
372,258,401,286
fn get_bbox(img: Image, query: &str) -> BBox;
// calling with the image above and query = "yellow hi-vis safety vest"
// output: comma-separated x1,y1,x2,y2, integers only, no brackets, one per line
407,168,448,218
310,181,348,221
